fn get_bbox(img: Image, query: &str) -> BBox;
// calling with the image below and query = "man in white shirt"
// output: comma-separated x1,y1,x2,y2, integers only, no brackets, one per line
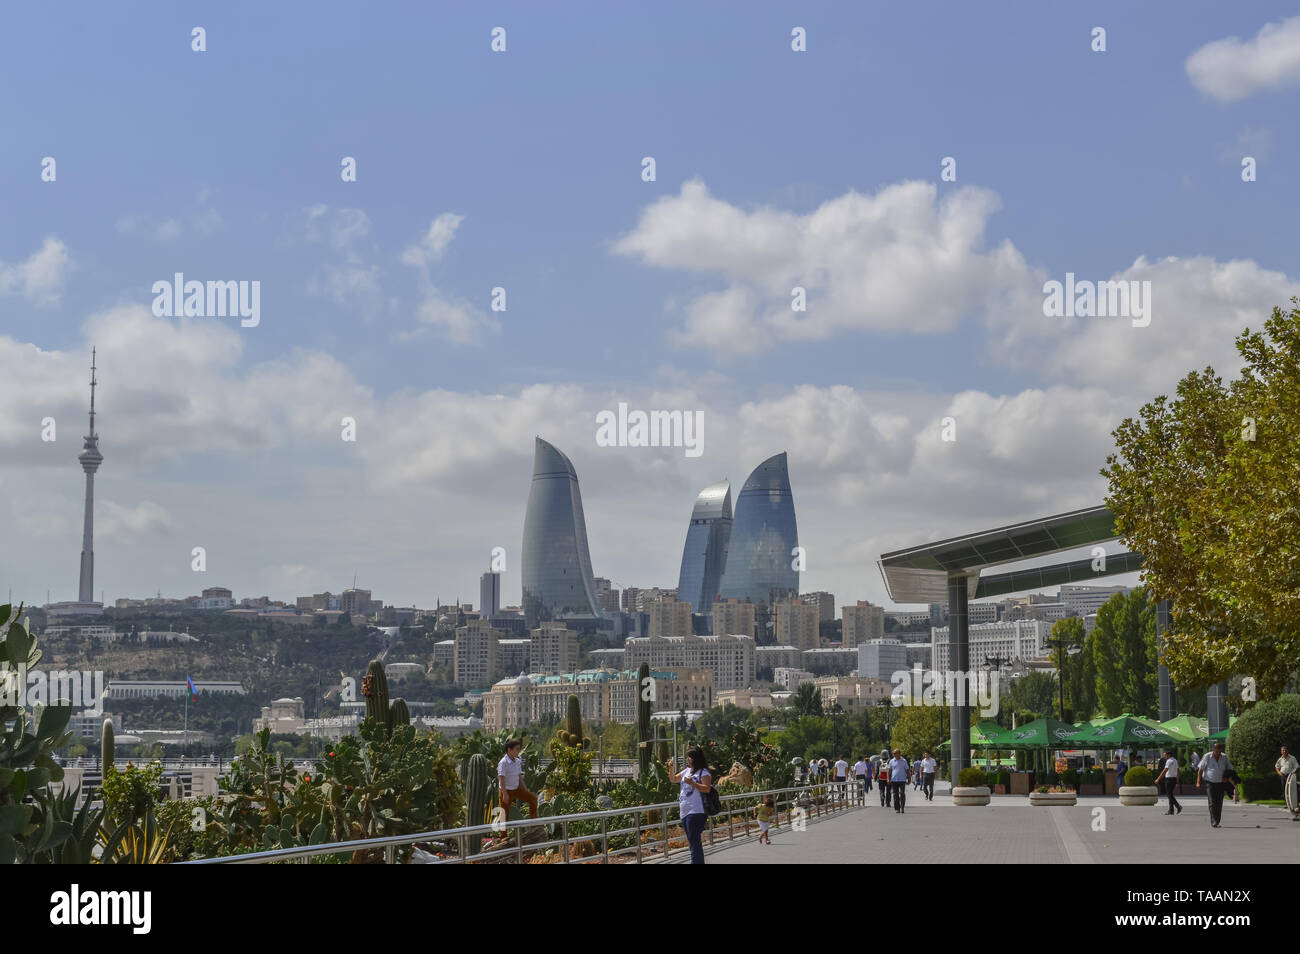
833,757,850,801
887,749,911,814
1196,742,1232,828
853,756,871,805
1276,746,1299,817
497,739,538,820
1153,749,1182,815
920,752,937,801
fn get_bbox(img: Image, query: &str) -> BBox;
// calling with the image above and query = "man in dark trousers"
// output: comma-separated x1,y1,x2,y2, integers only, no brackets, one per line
887,748,911,814
1196,742,1233,828
1153,749,1182,815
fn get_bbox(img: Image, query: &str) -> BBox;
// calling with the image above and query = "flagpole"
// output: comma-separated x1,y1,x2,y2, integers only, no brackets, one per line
184,690,189,755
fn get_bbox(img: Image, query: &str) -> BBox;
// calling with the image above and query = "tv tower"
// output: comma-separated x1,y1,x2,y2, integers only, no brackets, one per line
77,348,103,604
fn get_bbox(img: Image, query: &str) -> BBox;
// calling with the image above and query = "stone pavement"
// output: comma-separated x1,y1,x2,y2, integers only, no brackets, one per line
661,784,1300,864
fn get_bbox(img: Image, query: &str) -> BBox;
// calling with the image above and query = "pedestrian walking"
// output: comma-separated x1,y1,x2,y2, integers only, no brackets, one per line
1195,742,1232,829
853,755,870,805
1276,745,1299,819
878,755,891,807
667,747,713,864
921,751,937,801
834,756,850,802
756,794,776,844
912,756,923,791
1153,749,1182,815
887,749,910,814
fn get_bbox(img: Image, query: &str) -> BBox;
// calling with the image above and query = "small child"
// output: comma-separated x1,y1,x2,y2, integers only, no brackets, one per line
756,795,776,844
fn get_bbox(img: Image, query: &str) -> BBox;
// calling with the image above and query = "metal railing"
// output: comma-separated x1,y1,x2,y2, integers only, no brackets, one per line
182,780,861,865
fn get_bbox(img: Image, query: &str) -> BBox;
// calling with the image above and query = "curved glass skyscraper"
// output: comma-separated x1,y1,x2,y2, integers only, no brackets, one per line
676,480,732,615
521,437,602,626
718,452,799,608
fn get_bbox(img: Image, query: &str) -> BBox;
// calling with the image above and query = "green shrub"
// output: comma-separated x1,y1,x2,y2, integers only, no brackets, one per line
1062,769,1079,787
957,767,986,787
1228,694,1300,777
1123,766,1154,787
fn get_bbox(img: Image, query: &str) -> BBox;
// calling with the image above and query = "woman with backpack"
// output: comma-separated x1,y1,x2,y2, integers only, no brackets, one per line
667,747,714,865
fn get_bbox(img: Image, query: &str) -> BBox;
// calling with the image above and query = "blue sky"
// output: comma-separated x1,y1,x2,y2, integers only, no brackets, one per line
3,2,1299,610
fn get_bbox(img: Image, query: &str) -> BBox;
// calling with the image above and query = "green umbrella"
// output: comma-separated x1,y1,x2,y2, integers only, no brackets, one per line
1156,713,1210,743
997,716,1080,748
1063,713,1179,749
939,720,1007,748
1208,715,1238,740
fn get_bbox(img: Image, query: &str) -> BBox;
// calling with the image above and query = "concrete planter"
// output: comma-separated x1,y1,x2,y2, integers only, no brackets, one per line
1118,785,1159,806
1029,791,1077,806
952,786,991,806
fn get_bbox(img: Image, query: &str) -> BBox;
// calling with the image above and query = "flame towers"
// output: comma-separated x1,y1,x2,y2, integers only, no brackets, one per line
521,437,602,627
717,452,799,608
676,480,732,614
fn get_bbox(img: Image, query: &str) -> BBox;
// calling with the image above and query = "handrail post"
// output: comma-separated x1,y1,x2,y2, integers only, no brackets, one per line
516,825,523,864
601,817,608,864
661,812,669,858
635,809,642,864
458,834,466,863
562,821,570,864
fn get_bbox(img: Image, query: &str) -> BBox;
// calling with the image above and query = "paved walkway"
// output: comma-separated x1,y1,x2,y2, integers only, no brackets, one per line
664,786,1300,864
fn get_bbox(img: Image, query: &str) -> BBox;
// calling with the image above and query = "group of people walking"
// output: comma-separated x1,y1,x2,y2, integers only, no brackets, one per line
802,749,938,811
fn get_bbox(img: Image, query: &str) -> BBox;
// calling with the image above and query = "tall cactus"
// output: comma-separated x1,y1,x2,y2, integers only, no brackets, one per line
657,737,669,764
388,698,410,732
637,662,653,777
362,660,389,733
101,719,115,774
460,753,493,856
556,694,588,748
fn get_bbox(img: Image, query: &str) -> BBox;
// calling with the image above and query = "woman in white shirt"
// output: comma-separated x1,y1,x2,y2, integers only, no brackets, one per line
667,747,713,865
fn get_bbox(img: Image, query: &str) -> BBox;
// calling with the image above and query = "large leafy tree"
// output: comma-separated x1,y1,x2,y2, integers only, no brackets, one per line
1103,302,1300,698
1092,588,1157,717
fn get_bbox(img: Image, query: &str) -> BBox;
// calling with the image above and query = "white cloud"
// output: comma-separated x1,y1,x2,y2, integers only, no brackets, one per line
99,500,173,541
399,214,497,344
1186,16,1300,102
401,213,464,268
0,237,71,306
615,179,1036,354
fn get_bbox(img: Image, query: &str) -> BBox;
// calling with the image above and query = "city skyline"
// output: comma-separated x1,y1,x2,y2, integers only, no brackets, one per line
6,4,1299,611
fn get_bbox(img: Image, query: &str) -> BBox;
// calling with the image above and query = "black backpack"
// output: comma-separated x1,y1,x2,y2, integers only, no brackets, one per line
700,770,723,817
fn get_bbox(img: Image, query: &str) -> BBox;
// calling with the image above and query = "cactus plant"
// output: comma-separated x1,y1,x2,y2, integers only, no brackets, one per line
388,698,410,731
636,662,653,778
460,752,493,856
555,694,590,749
101,718,115,774
657,737,669,764
362,660,389,733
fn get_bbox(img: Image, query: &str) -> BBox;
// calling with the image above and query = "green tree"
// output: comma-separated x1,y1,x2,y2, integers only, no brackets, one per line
1046,617,1085,720
1103,301,1300,698
792,682,823,717
1001,671,1056,724
889,705,943,759
1092,588,1157,717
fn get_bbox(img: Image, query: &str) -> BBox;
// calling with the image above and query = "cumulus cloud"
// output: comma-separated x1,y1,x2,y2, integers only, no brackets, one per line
295,205,384,315
0,237,71,306
400,214,498,344
1186,16,1300,102
615,179,1037,354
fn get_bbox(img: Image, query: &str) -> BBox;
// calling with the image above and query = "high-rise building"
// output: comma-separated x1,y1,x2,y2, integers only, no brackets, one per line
480,571,501,618
529,622,579,675
842,600,885,649
712,597,756,639
930,619,1051,671
623,634,756,691
621,587,640,612
856,639,909,681
799,591,836,623
775,599,820,651
454,619,503,688
647,597,692,638
592,577,620,614
676,480,732,615
717,452,799,608
521,437,603,626
1059,584,1130,619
